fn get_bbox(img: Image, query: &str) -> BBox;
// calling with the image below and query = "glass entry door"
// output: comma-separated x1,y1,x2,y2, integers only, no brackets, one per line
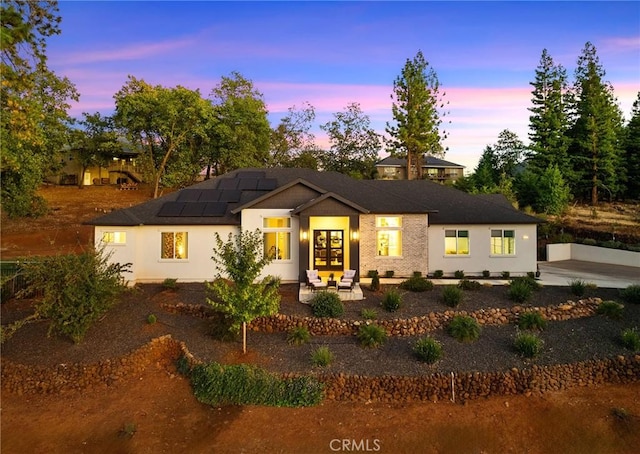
313,230,343,271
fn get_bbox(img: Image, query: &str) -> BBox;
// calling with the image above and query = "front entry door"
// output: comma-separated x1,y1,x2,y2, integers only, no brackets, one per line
313,230,343,271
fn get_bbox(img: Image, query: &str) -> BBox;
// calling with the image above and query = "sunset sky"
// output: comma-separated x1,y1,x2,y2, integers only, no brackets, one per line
48,1,640,171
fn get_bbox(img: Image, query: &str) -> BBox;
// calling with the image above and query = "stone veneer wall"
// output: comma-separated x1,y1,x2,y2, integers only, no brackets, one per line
359,214,428,278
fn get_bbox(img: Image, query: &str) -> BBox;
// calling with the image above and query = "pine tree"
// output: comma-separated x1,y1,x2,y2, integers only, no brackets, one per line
528,49,571,178
567,42,624,204
622,92,640,199
386,50,449,179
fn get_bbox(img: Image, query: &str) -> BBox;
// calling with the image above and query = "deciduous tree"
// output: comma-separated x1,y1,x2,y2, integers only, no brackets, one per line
270,102,319,168
386,50,449,179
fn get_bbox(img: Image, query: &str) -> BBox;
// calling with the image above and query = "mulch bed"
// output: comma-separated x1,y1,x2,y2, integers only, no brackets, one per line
2,282,638,377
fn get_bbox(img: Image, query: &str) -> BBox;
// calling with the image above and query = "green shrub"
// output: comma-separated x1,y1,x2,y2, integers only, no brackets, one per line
454,270,465,279
287,326,311,345
189,362,324,407
361,308,378,320
448,315,481,343
596,301,624,320
357,324,387,348
442,285,463,307
367,270,378,278
311,346,334,367
400,276,434,292
162,278,178,290
208,313,237,341
583,238,597,246
433,270,444,278
482,270,491,278
412,271,422,278
413,336,443,364
310,291,344,318
518,311,547,331
620,285,640,305
147,313,157,324
385,270,395,278
568,278,588,297
458,278,481,291
514,332,544,358
370,272,381,292
501,271,510,279
620,328,640,351
507,278,536,303
527,271,536,279
381,288,402,312
20,247,130,343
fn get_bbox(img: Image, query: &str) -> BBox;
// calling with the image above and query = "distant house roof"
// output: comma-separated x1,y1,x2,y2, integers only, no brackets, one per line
376,156,465,169
87,168,539,227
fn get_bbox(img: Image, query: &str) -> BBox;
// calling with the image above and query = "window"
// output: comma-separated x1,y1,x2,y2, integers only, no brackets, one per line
161,232,188,259
376,216,402,257
102,231,126,244
445,229,469,255
491,229,515,255
263,217,291,261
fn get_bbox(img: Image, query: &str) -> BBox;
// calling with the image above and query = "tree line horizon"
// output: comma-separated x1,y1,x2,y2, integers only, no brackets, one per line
2,1,638,218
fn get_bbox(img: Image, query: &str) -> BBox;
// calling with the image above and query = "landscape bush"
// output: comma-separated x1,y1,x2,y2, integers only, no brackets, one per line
311,346,334,367
287,326,311,345
442,285,463,307
518,311,547,331
507,276,539,303
501,271,510,279
596,301,624,320
620,285,640,305
482,270,491,278
361,308,378,320
357,324,388,348
413,336,443,364
433,270,444,278
448,315,481,342
188,362,324,407
454,270,465,279
385,270,395,278
458,278,482,291
620,328,640,351
381,288,402,312
514,332,544,358
400,276,434,292
568,278,587,297
310,291,344,318
147,313,157,324
162,278,178,290
370,272,381,292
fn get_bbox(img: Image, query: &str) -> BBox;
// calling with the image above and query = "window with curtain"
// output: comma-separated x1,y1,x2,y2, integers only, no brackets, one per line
161,232,188,259
445,229,469,255
491,229,515,255
263,216,291,260
376,216,402,257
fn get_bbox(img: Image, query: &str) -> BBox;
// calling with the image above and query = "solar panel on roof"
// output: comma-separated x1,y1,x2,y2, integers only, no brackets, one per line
236,171,265,179
197,189,221,201
158,202,185,217
219,189,241,202
203,202,227,216
257,178,277,190
217,178,238,189
238,178,258,190
181,202,207,217
176,190,201,201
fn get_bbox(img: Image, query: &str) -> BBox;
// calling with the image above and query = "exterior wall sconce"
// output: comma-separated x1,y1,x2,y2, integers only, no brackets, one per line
522,235,529,240
350,230,359,241
301,230,308,241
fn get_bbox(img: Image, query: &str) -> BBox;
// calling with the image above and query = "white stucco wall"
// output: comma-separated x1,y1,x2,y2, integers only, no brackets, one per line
96,225,238,284
428,224,538,276
547,243,640,267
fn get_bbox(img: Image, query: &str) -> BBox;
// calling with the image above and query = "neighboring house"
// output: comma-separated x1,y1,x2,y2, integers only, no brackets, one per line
375,156,465,182
48,148,143,186
87,168,540,285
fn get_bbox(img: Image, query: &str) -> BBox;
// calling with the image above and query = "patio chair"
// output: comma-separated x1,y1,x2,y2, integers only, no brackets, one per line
337,269,357,292
306,270,327,291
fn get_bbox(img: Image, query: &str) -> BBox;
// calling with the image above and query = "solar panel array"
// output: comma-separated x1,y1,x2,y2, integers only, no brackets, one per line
157,172,278,217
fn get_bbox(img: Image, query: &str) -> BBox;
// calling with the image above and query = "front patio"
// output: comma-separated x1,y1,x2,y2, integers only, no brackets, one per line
298,283,364,303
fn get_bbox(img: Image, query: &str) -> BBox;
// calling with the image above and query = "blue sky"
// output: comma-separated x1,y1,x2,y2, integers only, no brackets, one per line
49,1,640,171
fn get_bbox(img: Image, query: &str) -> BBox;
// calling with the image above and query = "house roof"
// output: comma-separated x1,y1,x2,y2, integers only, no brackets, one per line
376,156,465,169
87,168,539,226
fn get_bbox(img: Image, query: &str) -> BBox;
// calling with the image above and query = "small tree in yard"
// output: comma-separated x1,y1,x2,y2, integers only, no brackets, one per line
206,230,280,354
6,247,131,344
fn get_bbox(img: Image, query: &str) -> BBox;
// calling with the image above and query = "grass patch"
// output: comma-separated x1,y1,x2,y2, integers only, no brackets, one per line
357,324,388,348
361,308,378,320
620,328,640,352
620,285,640,305
413,336,443,364
311,346,334,367
381,288,402,312
448,315,481,343
518,311,547,331
596,301,624,320
514,331,544,358
442,285,463,307
287,326,311,346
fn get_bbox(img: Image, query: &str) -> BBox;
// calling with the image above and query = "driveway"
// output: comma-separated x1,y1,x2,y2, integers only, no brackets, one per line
538,260,639,289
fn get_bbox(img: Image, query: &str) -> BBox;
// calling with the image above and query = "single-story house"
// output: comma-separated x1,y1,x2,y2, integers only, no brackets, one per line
87,168,540,286
375,156,465,182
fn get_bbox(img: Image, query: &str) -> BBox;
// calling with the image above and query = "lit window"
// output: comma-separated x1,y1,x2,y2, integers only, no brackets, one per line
263,217,291,261
376,216,402,256
161,232,188,259
445,230,469,255
102,231,126,244
491,229,515,255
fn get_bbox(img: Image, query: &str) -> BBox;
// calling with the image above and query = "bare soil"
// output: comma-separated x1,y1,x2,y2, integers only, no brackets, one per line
2,185,640,454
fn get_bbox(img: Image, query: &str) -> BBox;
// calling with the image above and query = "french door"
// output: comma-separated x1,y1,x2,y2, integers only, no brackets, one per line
313,230,343,271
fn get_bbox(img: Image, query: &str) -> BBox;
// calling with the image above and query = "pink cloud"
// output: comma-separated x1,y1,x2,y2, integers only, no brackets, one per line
600,36,640,54
57,38,196,65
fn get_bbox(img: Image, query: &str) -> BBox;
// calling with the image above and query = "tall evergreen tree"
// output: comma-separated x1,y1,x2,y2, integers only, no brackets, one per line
567,42,624,204
386,50,449,179
622,92,640,199
527,49,571,178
